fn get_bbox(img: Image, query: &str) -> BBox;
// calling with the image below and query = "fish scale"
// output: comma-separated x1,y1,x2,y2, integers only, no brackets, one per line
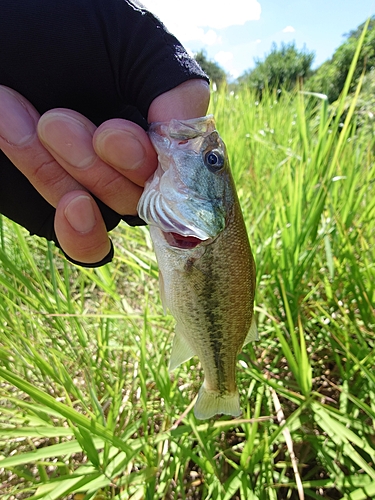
137,115,257,419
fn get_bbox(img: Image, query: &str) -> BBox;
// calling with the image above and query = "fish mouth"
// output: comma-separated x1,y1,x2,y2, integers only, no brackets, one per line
163,231,206,249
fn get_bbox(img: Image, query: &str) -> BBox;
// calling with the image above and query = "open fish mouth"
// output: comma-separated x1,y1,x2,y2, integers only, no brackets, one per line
163,231,206,249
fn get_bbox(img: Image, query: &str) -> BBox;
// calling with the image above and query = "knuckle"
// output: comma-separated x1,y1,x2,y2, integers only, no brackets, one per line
89,172,123,195
32,154,68,187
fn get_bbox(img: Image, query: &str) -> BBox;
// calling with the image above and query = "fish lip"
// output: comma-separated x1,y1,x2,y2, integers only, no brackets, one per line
162,231,214,249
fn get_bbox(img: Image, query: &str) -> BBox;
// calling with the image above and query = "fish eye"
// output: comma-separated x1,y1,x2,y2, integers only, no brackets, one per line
204,150,224,172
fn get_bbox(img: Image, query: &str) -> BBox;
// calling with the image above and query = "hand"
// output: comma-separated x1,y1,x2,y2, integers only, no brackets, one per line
0,80,210,264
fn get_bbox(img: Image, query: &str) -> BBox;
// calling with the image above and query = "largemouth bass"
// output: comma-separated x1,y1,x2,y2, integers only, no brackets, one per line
137,115,257,419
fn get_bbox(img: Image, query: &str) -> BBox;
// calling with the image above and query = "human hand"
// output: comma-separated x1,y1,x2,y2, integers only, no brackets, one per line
0,80,209,265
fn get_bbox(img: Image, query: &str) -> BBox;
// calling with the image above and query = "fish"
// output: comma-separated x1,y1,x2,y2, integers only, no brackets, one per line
137,115,257,420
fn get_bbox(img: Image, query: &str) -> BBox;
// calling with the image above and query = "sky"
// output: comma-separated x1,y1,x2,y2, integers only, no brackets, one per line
141,0,375,79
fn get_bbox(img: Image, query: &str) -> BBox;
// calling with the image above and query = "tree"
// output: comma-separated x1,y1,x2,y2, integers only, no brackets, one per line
194,50,227,87
238,42,314,94
306,16,375,102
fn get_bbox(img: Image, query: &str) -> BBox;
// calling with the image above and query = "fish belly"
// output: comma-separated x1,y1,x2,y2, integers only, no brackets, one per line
151,206,255,419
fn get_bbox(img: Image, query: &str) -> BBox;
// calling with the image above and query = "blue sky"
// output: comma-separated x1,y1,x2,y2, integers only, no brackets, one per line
141,0,375,79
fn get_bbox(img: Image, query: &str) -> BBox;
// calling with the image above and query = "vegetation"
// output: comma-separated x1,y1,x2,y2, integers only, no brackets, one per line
238,42,314,94
307,16,375,102
194,50,227,88
237,16,375,106
0,24,375,500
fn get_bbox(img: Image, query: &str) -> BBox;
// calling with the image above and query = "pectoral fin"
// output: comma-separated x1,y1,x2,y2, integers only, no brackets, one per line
158,270,168,314
244,316,258,344
169,329,196,371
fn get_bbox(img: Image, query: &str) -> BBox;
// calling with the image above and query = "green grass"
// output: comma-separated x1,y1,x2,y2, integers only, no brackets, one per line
1,37,375,499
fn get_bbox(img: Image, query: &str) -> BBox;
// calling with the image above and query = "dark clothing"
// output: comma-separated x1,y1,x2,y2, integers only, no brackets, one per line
0,0,208,266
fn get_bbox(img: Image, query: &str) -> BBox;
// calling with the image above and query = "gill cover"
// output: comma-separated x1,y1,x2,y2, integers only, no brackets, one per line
137,115,230,240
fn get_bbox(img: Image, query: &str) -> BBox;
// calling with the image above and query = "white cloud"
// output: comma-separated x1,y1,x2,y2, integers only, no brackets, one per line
215,51,233,67
201,29,221,46
282,25,296,33
141,0,261,42
215,51,239,78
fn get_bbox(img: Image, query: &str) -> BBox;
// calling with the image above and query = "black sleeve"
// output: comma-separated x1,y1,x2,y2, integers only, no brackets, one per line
0,0,208,264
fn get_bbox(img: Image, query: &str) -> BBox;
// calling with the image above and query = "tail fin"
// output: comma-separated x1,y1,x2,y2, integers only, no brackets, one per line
194,385,241,420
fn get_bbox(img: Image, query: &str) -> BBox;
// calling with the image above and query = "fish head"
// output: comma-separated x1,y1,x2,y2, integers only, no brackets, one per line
137,115,235,246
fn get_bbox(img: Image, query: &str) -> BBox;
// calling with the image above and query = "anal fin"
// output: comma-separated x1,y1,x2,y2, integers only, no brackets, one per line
244,316,258,345
169,329,196,371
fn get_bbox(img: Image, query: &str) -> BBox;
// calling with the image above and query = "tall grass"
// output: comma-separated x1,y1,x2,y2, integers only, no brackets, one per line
1,40,375,500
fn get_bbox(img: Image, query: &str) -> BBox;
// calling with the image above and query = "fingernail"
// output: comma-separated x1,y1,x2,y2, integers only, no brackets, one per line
95,129,145,170
64,195,96,233
0,86,35,145
38,112,96,168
